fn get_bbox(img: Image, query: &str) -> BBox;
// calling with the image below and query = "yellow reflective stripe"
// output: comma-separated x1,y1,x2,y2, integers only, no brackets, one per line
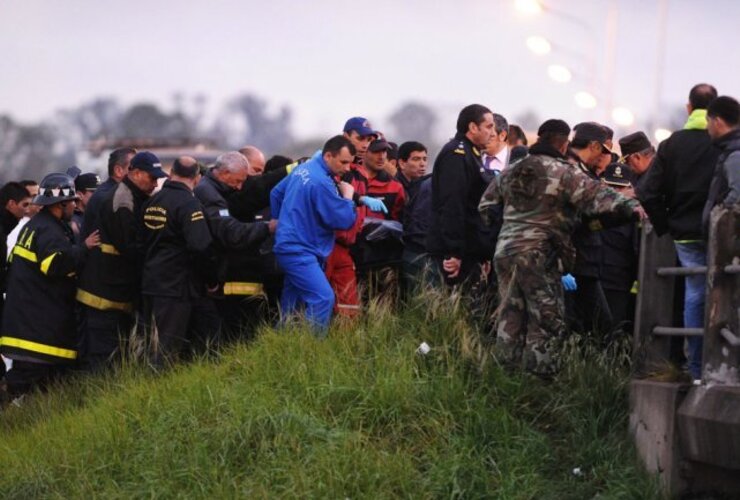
0,336,77,360
12,246,38,263
76,289,134,313
99,243,121,255
223,282,264,296
40,252,58,275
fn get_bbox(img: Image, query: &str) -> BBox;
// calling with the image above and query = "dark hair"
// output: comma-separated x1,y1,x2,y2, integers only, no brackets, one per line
508,124,528,146
107,147,137,177
265,155,294,173
492,113,509,135
398,141,427,161
172,157,200,179
19,180,38,188
323,135,356,156
602,125,614,141
456,104,492,135
707,95,740,126
0,181,32,206
569,137,591,149
538,132,570,152
689,83,718,110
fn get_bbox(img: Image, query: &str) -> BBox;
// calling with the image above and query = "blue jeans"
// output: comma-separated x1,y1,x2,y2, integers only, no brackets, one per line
276,253,335,335
674,241,706,379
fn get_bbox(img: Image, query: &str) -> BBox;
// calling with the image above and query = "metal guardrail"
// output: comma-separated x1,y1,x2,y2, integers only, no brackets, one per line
652,326,705,337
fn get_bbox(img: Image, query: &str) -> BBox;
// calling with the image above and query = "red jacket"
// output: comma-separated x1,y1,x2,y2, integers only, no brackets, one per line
366,171,406,222
334,163,368,246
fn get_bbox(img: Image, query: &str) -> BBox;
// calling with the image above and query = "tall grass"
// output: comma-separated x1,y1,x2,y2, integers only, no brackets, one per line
0,290,661,499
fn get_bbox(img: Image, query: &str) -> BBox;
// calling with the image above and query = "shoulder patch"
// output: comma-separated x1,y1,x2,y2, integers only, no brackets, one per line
144,206,167,230
112,183,134,212
453,149,465,155
191,210,204,222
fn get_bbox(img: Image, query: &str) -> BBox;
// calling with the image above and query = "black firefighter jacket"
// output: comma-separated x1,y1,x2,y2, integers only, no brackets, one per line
1,210,87,364
141,180,217,299
426,133,496,260
76,176,149,313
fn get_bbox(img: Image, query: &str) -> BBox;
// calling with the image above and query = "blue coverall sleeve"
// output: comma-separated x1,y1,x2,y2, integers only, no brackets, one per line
270,176,288,218
313,182,357,231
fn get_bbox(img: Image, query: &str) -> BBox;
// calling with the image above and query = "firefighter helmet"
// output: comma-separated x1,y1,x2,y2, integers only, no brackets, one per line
33,173,79,206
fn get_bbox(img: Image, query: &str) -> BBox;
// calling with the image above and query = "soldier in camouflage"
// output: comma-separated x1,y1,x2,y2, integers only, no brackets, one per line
479,119,645,376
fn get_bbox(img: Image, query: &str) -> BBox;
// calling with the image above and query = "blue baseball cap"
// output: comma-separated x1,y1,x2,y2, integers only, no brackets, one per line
130,151,167,179
343,116,377,137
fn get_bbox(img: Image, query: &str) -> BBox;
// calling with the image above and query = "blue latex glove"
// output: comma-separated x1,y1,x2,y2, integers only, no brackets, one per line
561,274,577,291
360,196,388,214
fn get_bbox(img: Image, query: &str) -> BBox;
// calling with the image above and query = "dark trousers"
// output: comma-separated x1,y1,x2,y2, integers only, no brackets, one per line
216,295,268,342
150,296,222,367
5,360,68,397
566,275,613,337
77,305,134,372
604,289,635,334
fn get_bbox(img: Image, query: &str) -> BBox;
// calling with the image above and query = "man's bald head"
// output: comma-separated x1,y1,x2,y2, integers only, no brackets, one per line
239,145,266,176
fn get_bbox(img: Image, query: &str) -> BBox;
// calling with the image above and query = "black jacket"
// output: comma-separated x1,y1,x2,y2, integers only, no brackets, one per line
426,133,495,260
194,171,269,294
403,174,432,254
141,180,217,298
77,177,148,313
569,159,604,278
1,210,87,364
703,128,740,233
600,222,639,292
81,177,117,239
638,128,719,240
227,166,290,222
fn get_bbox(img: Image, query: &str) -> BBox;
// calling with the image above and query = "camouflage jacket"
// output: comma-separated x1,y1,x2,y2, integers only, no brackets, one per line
478,142,639,270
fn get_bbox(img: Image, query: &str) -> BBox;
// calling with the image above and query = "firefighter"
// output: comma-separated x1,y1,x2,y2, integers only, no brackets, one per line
141,157,220,366
76,151,167,371
0,173,100,397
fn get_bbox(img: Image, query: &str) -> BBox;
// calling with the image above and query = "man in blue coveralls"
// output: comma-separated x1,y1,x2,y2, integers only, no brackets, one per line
270,135,359,333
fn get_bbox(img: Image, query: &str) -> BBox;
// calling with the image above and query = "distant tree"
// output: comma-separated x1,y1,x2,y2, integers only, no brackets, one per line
217,93,294,154
0,115,58,183
514,109,540,132
388,101,437,145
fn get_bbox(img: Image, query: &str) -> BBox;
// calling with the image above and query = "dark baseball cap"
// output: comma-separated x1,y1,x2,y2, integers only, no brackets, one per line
130,151,167,178
619,131,652,157
74,173,101,192
573,122,612,154
602,162,635,188
368,138,393,153
343,116,377,137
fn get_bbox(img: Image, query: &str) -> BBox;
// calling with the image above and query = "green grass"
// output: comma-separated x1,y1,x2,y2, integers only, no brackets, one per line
0,291,661,499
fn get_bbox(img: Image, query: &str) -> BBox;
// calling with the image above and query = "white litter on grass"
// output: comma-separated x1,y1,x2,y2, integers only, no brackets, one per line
572,467,583,477
416,342,431,356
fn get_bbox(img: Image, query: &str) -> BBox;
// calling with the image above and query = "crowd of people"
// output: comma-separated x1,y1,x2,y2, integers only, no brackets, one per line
0,82,738,400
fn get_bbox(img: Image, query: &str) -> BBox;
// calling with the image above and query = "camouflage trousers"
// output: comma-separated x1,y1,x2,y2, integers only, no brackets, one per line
493,250,565,376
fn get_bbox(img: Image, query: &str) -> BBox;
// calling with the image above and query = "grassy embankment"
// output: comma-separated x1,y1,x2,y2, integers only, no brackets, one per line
0,291,661,498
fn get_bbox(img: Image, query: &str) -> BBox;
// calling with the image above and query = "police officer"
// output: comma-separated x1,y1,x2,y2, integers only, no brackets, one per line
141,157,220,366
479,119,644,376
600,163,640,333
0,173,100,397
194,152,274,340
427,104,496,288
76,151,167,371
71,172,101,243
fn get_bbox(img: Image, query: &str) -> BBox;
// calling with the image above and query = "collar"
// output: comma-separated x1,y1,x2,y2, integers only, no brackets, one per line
453,132,482,157
122,176,149,199
395,171,412,189
529,141,567,160
205,170,234,194
164,179,193,192
684,109,708,130
714,127,740,149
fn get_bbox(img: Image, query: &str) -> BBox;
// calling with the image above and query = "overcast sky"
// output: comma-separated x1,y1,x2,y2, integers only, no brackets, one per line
1,0,738,140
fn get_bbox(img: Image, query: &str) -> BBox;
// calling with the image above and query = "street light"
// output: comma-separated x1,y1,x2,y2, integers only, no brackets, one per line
514,0,543,15
612,107,635,127
547,64,572,83
526,36,551,56
574,91,597,109
654,128,671,142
